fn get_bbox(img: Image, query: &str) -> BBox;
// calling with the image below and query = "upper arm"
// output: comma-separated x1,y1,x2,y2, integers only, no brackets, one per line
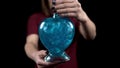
27,13,40,36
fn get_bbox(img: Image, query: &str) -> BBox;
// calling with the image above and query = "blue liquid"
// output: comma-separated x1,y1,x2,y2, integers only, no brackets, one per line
38,14,75,62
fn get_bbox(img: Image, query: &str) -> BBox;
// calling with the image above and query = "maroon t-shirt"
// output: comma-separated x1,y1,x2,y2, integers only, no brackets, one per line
27,12,80,68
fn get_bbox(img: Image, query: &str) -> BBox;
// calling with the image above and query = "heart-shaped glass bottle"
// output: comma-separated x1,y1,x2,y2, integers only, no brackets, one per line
38,13,75,62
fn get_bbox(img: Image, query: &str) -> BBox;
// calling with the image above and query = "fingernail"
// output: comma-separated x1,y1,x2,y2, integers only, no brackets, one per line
51,7,55,10
52,1,56,5
52,0,56,5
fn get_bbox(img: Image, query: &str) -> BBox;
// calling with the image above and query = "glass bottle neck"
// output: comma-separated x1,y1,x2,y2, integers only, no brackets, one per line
53,13,61,18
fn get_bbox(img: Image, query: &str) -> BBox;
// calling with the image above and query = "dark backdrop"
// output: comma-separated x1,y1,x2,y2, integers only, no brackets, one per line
4,0,118,68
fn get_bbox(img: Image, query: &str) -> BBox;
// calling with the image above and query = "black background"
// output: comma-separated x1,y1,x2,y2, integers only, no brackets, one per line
3,0,119,68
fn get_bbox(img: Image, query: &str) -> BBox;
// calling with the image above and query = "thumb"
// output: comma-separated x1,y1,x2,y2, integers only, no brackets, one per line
38,50,48,58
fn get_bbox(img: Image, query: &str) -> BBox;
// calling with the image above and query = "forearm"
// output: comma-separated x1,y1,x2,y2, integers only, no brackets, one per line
24,42,39,60
79,17,96,40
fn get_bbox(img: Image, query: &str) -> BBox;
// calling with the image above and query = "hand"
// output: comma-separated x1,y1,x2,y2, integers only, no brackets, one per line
54,0,89,23
32,50,61,68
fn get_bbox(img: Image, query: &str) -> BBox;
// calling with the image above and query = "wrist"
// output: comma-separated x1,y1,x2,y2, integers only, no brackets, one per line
30,50,39,61
77,12,90,24
76,2,90,23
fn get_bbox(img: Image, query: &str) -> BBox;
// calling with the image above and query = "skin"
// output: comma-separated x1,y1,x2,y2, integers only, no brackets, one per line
24,0,96,68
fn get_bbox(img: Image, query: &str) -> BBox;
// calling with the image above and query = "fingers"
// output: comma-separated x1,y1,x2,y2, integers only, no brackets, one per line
56,7,78,17
51,0,81,18
34,50,62,67
36,57,63,68
60,13,77,17
55,2,77,9
36,58,50,66
57,7,78,14
34,50,51,66
37,61,63,68
38,50,47,57
56,0,74,4
52,0,80,9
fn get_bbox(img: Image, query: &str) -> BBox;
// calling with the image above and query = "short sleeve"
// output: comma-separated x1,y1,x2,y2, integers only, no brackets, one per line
27,14,39,36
